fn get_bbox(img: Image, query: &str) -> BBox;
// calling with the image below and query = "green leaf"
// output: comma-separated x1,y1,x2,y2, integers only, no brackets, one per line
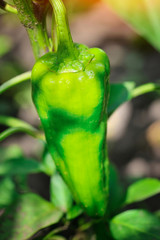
14,174,29,193
0,157,41,176
47,237,66,240
0,145,23,161
94,221,111,240
50,173,73,212
156,211,160,219
110,209,160,240
0,193,63,240
108,82,135,117
108,82,160,117
108,164,125,216
66,205,83,220
43,225,68,240
0,177,17,207
45,235,66,240
41,148,56,176
124,178,160,205
105,0,160,51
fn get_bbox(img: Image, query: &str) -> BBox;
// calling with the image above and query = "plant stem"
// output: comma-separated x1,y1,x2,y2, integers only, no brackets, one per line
27,24,50,59
0,115,36,129
0,115,44,141
13,0,49,59
49,0,78,60
132,83,160,98
0,71,31,94
0,127,44,141
0,1,17,14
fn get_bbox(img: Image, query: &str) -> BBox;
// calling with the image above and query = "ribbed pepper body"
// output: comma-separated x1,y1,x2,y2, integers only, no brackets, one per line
32,44,110,217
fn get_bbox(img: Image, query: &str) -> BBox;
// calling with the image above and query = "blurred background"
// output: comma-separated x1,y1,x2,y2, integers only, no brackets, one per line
0,0,160,210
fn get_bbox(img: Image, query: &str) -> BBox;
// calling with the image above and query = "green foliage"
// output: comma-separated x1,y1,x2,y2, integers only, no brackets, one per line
0,0,160,239
44,236,66,240
0,157,41,176
66,205,83,220
108,82,160,117
0,75,160,239
108,165,125,216
0,145,42,176
156,211,160,219
110,209,160,240
0,193,63,240
50,173,73,212
0,145,23,161
0,177,17,208
41,147,57,176
108,82,135,117
124,178,160,205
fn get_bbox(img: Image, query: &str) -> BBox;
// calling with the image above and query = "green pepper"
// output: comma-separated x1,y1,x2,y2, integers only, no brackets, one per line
31,0,110,217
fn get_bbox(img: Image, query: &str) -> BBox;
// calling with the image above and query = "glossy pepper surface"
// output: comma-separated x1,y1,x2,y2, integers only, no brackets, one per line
31,0,110,217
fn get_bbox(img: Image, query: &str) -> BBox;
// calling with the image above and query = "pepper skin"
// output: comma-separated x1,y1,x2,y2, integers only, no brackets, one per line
31,0,110,217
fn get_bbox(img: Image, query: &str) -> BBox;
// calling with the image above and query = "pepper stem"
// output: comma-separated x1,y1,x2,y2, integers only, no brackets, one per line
13,0,50,59
49,0,78,60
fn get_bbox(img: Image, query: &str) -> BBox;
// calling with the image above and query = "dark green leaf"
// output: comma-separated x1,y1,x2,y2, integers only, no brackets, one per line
0,193,63,240
108,164,125,216
110,209,160,240
43,225,68,240
108,82,160,117
108,82,135,117
156,211,160,219
47,237,66,240
0,145,23,161
124,178,160,205
50,173,73,212
66,205,83,220
45,236,66,240
0,177,17,207
94,221,112,240
0,157,42,176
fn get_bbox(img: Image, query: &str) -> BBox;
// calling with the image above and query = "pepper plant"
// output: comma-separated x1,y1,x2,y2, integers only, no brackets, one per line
0,0,160,239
